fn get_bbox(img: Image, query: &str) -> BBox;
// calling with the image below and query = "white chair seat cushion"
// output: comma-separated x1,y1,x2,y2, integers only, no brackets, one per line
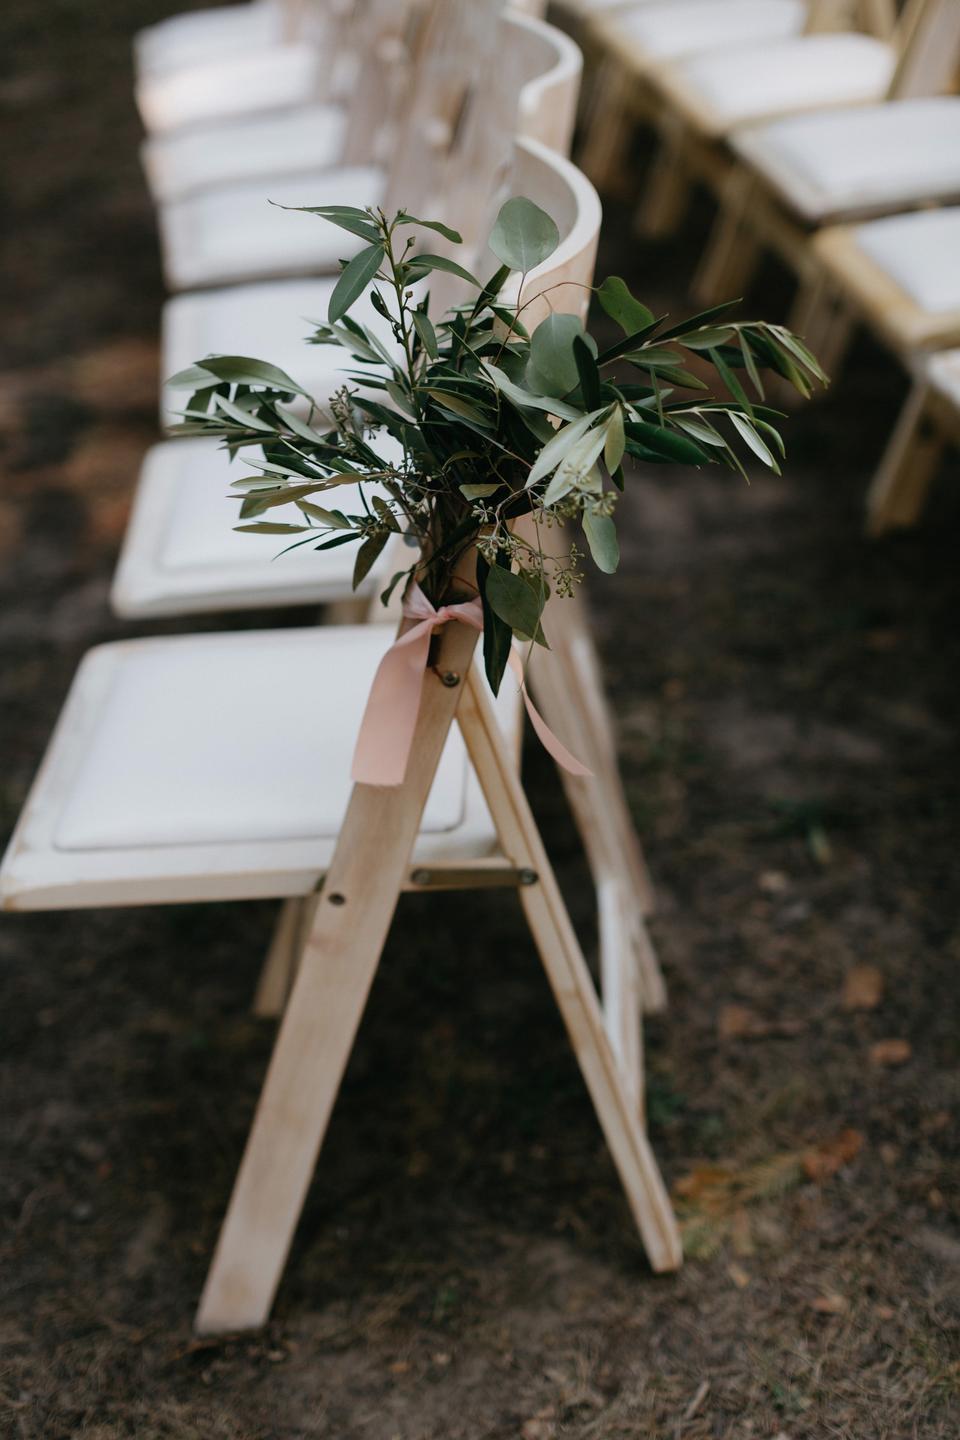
927,349,960,409
161,277,399,426
159,165,385,291
733,98,960,222
848,209,960,316
0,627,521,909
136,44,323,136
659,34,895,135
110,437,398,619
608,0,805,67
142,104,349,204
135,2,282,80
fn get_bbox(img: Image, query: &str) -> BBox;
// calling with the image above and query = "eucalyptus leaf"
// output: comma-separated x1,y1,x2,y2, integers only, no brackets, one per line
352,528,390,589
603,407,626,474
488,197,559,273
484,564,545,637
596,276,654,335
582,510,619,574
528,313,596,399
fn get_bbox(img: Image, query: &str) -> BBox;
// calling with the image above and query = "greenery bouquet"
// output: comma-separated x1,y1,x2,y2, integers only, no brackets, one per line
169,199,824,712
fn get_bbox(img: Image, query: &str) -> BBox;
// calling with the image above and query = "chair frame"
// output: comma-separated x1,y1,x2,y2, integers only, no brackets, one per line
194,565,681,1336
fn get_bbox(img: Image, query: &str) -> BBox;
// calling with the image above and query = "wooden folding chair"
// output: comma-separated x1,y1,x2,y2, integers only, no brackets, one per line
865,353,960,535
691,0,960,309
135,0,346,135
1,141,681,1336
576,0,860,200
155,0,493,292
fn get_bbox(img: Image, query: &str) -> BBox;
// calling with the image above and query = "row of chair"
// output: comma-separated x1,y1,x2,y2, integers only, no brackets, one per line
2,0,683,1332
566,0,960,531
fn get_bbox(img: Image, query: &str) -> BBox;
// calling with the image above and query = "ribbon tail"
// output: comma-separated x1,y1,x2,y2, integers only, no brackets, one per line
507,650,593,778
351,622,433,786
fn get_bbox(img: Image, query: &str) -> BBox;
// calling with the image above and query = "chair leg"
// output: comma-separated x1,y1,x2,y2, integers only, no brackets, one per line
867,382,944,537
458,671,682,1274
692,174,760,307
635,127,690,240
195,618,483,1335
528,589,667,1024
578,59,636,197
252,897,319,1019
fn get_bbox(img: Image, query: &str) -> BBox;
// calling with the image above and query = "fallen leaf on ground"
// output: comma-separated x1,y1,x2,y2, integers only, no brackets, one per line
870,1038,911,1067
802,1129,864,1182
842,964,884,1010
719,1004,765,1039
811,1293,848,1315
718,1004,804,1041
727,1262,750,1289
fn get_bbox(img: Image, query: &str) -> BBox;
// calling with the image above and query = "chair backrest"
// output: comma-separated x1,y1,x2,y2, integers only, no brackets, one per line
410,12,584,291
477,136,602,328
383,0,508,211
508,10,584,154
890,0,960,98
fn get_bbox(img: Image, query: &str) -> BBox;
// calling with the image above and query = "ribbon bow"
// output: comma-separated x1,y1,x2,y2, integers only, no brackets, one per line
351,582,591,787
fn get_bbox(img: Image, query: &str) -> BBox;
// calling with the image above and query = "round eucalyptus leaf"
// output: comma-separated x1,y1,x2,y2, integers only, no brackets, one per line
488,197,559,274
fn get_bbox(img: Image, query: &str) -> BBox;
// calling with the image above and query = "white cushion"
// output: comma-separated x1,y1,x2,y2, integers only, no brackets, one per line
111,437,398,618
142,103,349,204
0,627,521,909
161,277,399,426
926,349,960,409
850,208,960,316
610,0,805,65
661,34,895,135
159,165,385,290
135,2,283,80
136,43,323,136
733,97,960,222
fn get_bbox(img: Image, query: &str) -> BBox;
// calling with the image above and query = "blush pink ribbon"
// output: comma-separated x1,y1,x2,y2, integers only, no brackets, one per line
351,581,592,787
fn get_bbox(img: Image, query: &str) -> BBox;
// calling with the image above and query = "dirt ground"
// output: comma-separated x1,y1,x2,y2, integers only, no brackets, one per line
2,4,960,1437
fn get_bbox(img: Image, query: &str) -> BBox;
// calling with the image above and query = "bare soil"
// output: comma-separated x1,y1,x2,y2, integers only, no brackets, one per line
1,5,959,1436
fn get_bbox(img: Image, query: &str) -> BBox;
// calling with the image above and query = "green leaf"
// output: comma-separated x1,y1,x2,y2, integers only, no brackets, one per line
276,203,380,243
708,346,753,417
484,564,545,638
680,327,737,351
411,309,439,359
425,388,491,425
395,213,463,244
171,355,308,396
625,419,709,465
603,406,626,474
528,313,595,399
385,379,417,417
488,197,559,273
482,362,582,421
234,521,308,534
543,427,607,505
573,334,601,410
352,528,390,589
526,407,608,489
328,243,386,324
582,510,619,573
404,253,480,287
460,482,501,499
729,411,780,472
596,276,654,335
214,394,276,431
297,501,353,527
477,553,514,696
